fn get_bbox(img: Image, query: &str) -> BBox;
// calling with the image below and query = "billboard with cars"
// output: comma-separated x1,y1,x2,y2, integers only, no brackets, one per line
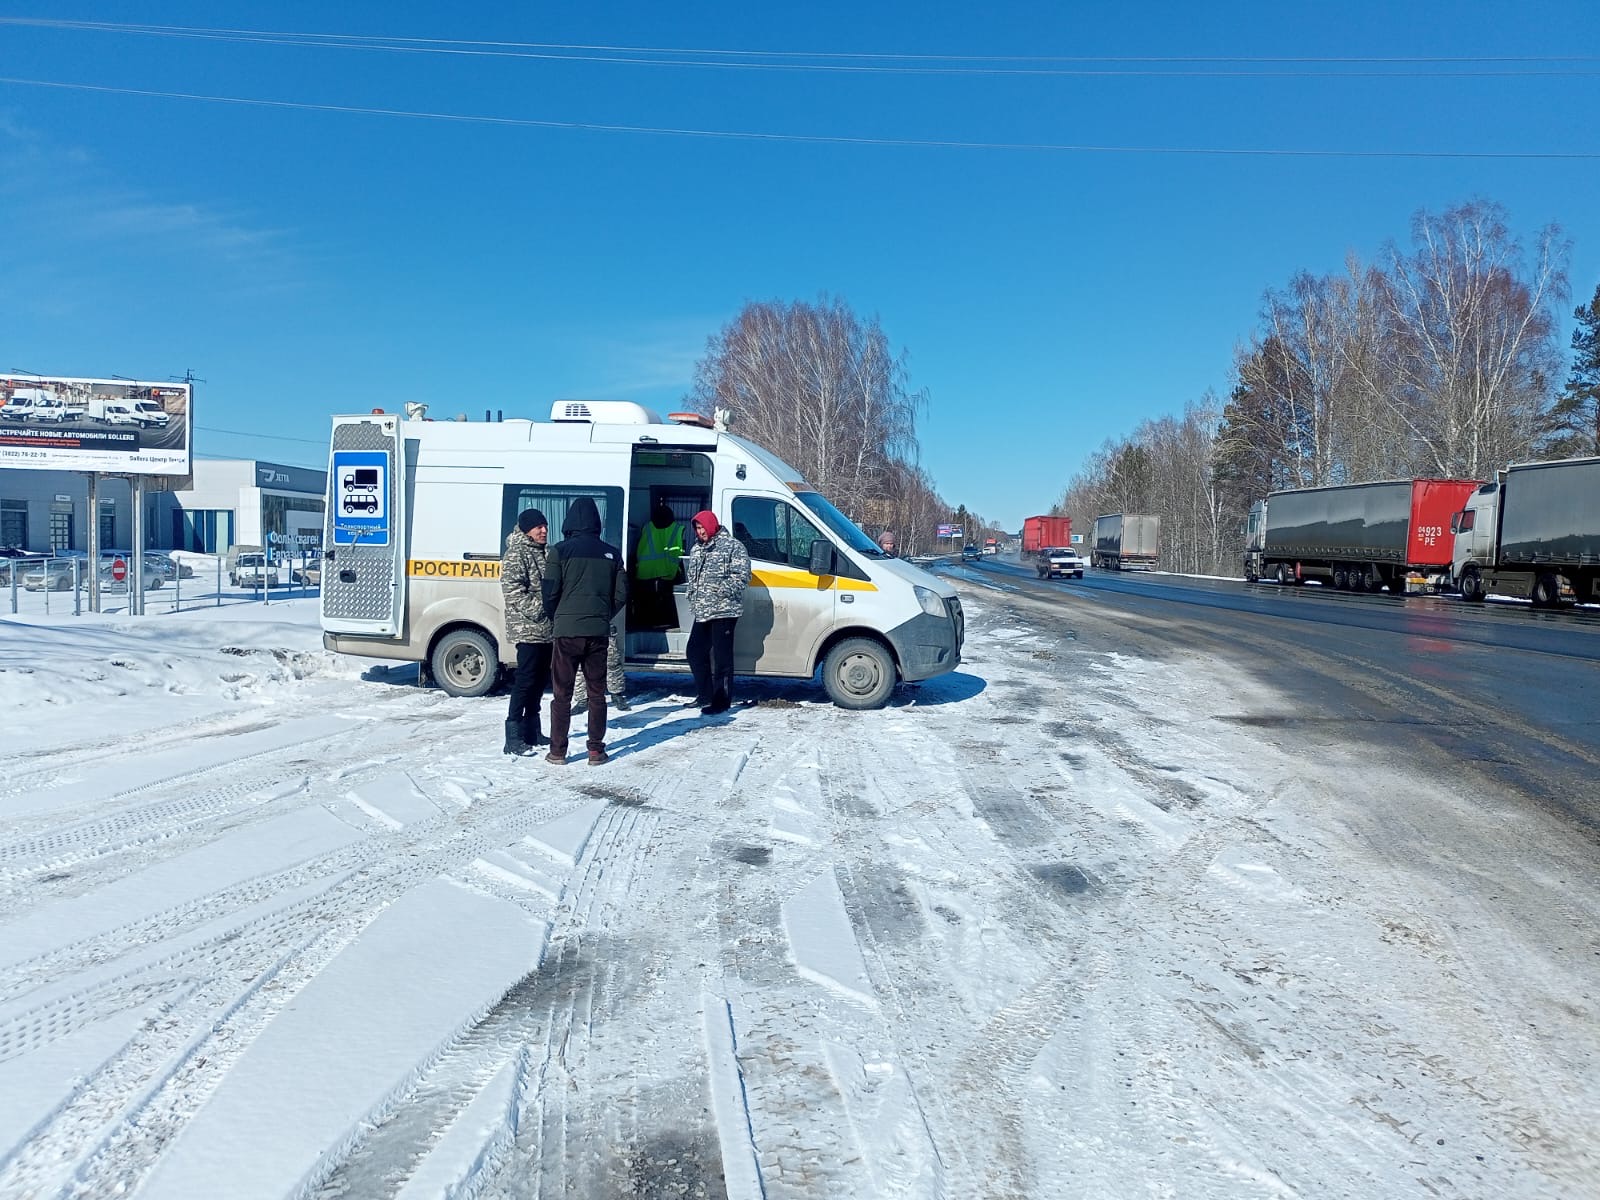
0,376,191,476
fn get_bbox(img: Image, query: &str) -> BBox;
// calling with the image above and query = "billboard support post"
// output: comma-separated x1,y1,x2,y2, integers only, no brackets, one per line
86,473,101,614
130,475,146,617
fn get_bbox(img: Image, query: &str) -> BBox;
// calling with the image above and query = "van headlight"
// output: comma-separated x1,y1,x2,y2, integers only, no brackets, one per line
913,585,945,617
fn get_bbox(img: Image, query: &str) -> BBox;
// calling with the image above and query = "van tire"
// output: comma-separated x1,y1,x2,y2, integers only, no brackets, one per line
431,628,499,698
822,637,897,710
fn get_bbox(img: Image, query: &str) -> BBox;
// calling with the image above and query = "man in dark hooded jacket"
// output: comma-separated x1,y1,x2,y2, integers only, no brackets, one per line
541,497,628,765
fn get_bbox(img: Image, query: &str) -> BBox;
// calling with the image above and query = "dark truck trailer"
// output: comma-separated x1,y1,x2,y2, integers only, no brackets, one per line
1092,513,1159,570
1245,478,1479,595
1453,456,1600,608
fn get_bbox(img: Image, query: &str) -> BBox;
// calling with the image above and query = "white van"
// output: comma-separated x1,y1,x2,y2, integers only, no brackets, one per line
319,402,964,708
133,399,170,427
2,389,68,423
88,397,140,425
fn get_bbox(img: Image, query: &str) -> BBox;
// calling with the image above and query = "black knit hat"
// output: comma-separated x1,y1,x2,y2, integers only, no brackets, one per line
518,508,548,533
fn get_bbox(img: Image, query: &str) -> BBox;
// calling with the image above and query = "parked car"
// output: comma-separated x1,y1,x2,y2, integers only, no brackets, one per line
94,551,172,584
142,551,184,581
232,552,280,588
1037,547,1086,579
961,545,982,561
0,548,43,585
22,556,88,591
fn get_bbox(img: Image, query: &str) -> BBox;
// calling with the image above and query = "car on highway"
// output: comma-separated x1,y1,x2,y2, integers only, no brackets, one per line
961,545,982,562
1037,546,1086,579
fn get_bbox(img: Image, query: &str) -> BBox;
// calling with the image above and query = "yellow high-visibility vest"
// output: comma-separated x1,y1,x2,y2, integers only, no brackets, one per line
636,520,686,580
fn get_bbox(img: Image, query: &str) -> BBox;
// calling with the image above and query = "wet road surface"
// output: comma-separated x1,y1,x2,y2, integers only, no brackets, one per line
944,556,1600,839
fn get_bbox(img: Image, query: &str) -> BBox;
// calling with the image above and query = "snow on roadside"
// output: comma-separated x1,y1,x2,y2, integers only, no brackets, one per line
0,587,1596,1199
0,598,374,751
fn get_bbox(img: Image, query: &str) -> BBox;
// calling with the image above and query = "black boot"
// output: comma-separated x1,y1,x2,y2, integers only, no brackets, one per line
520,717,549,748
503,720,529,756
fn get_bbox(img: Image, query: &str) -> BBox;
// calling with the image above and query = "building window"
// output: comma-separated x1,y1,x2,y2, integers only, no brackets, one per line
174,509,234,554
50,511,74,553
0,499,24,551
261,493,325,545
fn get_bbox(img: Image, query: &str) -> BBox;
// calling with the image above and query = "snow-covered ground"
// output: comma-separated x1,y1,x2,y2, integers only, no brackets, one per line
1,585,1596,1199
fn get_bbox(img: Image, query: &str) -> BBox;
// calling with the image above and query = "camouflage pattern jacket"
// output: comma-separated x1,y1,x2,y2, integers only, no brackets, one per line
684,528,751,622
501,531,552,644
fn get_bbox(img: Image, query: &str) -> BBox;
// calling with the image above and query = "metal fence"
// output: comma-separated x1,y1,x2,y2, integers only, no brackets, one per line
4,552,321,616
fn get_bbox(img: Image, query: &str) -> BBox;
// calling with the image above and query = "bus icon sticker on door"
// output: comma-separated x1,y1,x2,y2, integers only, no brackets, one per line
332,452,389,545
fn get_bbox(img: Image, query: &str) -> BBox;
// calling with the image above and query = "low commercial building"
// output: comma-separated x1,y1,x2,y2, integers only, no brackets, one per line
0,459,326,554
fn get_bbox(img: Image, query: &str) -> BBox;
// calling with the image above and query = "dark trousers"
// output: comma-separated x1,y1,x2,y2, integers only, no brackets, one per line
687,618,737,706
507,642,552,738
634,577,680,629
550,635,609,754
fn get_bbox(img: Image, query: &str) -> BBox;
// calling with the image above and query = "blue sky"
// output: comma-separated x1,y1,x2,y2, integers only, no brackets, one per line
3,2,1598,529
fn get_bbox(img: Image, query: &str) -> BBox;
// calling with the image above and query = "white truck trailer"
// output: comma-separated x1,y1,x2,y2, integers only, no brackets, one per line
1091,513,1160,570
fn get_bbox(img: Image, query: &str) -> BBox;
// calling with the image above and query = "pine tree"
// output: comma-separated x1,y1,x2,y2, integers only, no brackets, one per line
1543,284,1600,457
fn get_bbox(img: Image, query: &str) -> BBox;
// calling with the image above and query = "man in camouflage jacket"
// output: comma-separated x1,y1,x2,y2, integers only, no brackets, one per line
684,509,751,715
501,508,553,755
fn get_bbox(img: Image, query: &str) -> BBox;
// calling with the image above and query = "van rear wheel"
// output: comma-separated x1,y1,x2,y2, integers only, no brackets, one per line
431,628,499,698
822,637,897,710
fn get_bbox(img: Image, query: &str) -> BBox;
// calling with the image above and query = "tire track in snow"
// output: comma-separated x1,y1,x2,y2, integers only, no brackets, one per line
0,734,639,1196
0,701,453,889
314,759,743,1200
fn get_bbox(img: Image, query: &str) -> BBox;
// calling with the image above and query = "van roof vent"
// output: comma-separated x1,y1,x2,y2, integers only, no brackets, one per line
550,399,662,425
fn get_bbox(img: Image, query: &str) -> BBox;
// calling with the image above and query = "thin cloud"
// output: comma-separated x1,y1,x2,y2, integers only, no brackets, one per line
582,322,713,397
0,121,299,290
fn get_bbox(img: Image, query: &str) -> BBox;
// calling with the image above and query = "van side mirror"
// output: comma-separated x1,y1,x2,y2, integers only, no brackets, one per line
808,539,836,577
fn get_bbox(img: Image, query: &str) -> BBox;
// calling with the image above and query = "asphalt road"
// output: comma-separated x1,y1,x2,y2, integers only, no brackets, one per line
944,555,1600,841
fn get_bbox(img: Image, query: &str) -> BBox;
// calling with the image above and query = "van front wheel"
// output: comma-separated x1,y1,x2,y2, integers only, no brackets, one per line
431,628,499,698
822,637,897,710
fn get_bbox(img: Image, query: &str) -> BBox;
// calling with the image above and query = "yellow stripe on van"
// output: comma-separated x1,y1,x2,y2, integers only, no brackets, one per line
408,559,501,579
749,568,877,592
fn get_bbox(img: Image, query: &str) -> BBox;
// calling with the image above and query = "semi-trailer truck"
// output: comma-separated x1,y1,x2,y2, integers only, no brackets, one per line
1092,513,1160,570
1452,457,1600,608
1245,478,1478,595
1022,515,1072,557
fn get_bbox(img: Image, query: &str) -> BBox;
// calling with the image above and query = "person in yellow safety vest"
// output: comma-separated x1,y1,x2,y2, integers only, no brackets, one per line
634,502,686,629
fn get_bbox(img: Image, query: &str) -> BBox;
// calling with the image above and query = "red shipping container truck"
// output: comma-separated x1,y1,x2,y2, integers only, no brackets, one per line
1022,515,1072,556
1243,478,1480,594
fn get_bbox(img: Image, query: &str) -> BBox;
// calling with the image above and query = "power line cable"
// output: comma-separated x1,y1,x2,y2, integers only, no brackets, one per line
1,75,1594,158
198,424,325,446
1,19,1596,77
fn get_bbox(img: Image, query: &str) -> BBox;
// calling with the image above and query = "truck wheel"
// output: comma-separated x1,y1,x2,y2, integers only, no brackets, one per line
430,628,499,698
1532,572,1560,608
822,637,897,710
1333,566,1348,590
1274,563,1292,586
1459,566,1485,603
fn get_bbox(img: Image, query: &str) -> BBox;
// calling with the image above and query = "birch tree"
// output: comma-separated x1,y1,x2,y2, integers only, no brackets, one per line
686,297,927,520
1382,199,1568,477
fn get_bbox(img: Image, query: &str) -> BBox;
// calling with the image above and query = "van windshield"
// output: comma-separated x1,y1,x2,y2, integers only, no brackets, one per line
794,492,883,557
